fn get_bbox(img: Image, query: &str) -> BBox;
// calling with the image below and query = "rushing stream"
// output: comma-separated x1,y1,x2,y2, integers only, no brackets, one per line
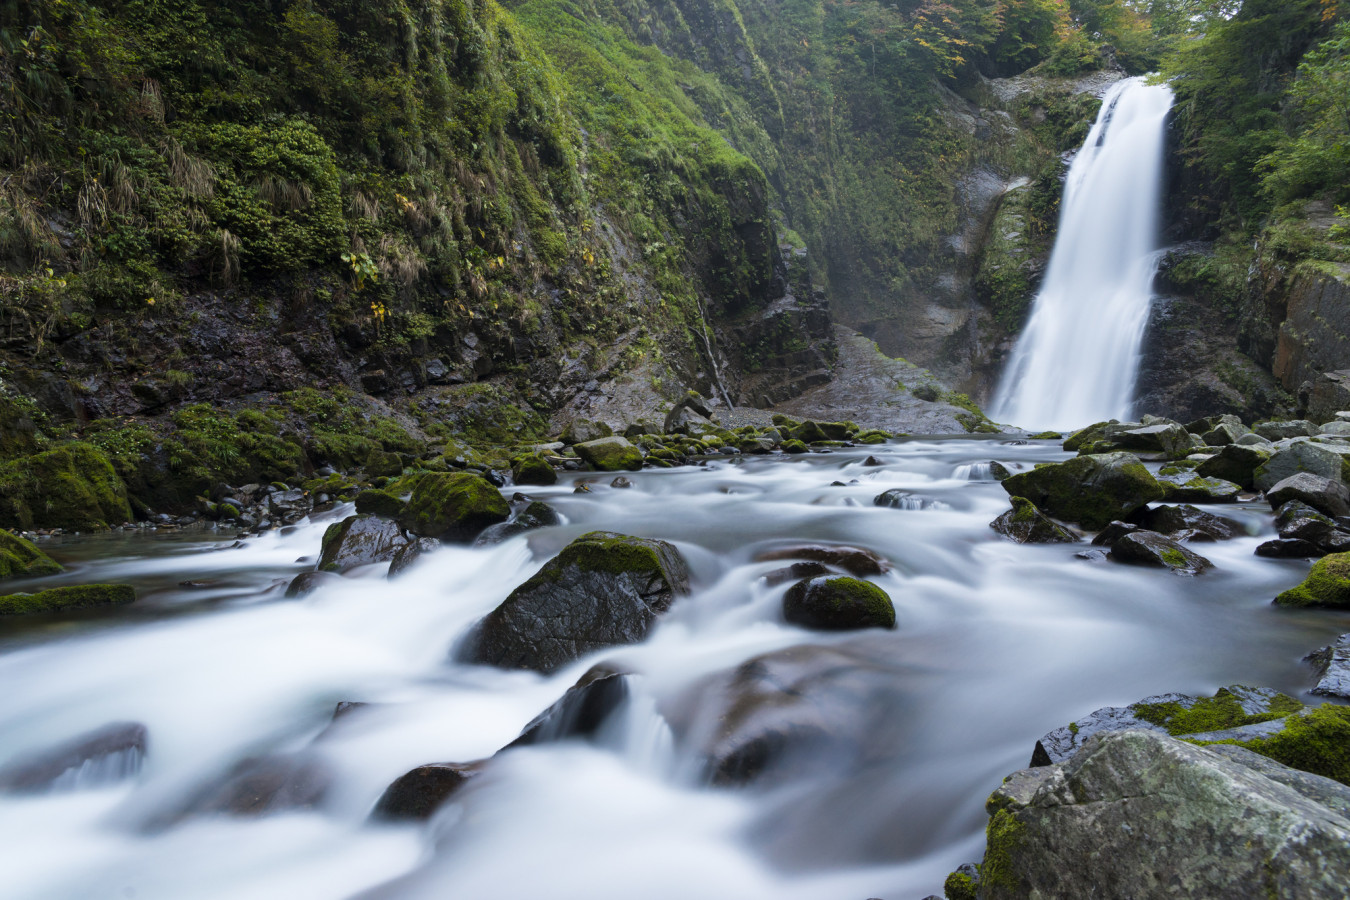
2,439,1347,899
992,77,1175,430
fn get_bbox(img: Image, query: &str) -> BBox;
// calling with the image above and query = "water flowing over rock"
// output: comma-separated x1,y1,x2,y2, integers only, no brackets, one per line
317,515,407,573
0,722,147,792
992,78,1175,429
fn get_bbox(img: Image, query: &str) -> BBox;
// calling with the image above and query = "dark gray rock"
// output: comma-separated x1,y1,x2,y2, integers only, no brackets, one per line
753,544,890,576
1090,520,1141,547
461,532,689,673
506,666,630,748
979,730,1350,900
371,762,483,821
873,489,947,510
318,515,407,573
1109,530,1213,575
1132,504,1242,541
1266,473,1350,518
0,722,147,792
1157,471,1243,503
474,501,563,545
1255,419,1319,440
387,537,441,578
561,418,613,445
1254,441,1350,492
1307,633,1350,701
149,753,330,828
762,561,831,587
1256,538,1323,558
285,570,343,598
990,497,1079,544
781,576,896,631
1195,443,1273,489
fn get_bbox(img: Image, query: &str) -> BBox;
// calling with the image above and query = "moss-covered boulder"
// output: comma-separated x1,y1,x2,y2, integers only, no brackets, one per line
573,436,643,472
398,472,509,542
461,531,690,672
781,576,895,630
789,421,828,443
1000,452,1165,529
990,498,1079,544
1275,553,1350,608
1062,421,1112,452
1109,531,1213,576
1194,443,1273,490
318,514,408,573
1157,471,1243,504
511,454,558,486
0,444,132,531
362,449,405,478
781,439,809,454
0,584,136,616
0,532,62,579
353,489,405,519
561,419,612,445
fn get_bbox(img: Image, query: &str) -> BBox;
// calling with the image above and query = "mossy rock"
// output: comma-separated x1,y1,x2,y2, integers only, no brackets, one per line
991,497,1079,544
573,436,643,472
1029,431,1062,440
781,439,809,454
911,384,940,402
512,454,558,486
854,430,889,445
1001,452,1165,530
1195,704,1350,787
354,489,406,519
561,419,613,445
943,867,980,900
0,443,132,531
0,532,62,579
463,531,690,672
789,421,828,443
1275,553,1350,608
0,583,136,616
1062,421,1112,452
781,576,896,630
318,514,407,572
363,449,405,478
1194,444,1273,490
398,472,510,543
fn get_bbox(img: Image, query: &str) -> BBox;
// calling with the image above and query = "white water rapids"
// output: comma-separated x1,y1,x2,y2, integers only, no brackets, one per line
992,77,1175,431
1,441,1344,899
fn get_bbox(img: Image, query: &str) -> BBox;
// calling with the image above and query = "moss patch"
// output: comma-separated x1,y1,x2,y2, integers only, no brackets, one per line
1274,553,1350,608
398,472,509,542
1196,704,1350,787
0,584,136,616
0,531,63,579
1134,687,1304,736
0,444,132,531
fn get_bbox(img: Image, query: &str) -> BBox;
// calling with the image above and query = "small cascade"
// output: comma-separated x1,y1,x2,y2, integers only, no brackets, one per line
991,77,1175,431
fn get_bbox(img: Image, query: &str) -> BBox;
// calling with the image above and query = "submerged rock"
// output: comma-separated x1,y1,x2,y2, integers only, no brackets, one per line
153,753,331,826
317,514,407,572
1109,531,1212,575
461,531,689,672
1000,452,1164,529
387,537,441,578
573,436,643,472
873,489,947,510
0,531,62,580
990,497,1079,544
371,761,483,821
0,583,136,616
1275,553,1350,608
753,544,890,576
506,665,630,748
1256,538,1322,559
398,472,510,542
284,570,342,598
781,575,896,630
474,501,562,545
976,730,1350,900
0,722,147,792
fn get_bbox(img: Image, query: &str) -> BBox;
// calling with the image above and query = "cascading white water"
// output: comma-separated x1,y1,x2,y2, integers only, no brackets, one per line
991,77,1174,431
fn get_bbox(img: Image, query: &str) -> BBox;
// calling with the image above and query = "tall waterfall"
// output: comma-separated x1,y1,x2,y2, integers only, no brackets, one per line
990,77,1175,431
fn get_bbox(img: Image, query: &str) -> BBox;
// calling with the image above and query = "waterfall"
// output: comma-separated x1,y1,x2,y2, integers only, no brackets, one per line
990,77,1175,431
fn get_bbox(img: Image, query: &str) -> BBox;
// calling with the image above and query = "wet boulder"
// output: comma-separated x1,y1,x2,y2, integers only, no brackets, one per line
474,501,562,545
1266,473,1350,518
670,645,908,788
151,753,331,826
1000,452,1165,529
371,761,483,821
1157,471,1242,504
353,489,405,519
976,730,1350,900
1195,443,1273,490
788,421,829,444
1031,685,1303,767
0,722,147,792
762,561,832,587
1090,520,1141,547
1132,504,1242,541
1114,422,1194,458
991,497,1079,544
398,472,509,542
1254,441,1350,492
318,514,407,572
1109,531,1212,575
0,583,136,616
1201,421,1250,446
754,544,890,576
573,436,643,472
1062,421,1112,452
284,570,343,598
388,537,441,578
0,531,62,579
506,666,630,748
461,532,689,673
0,443,132,531
781,576,895,631
267,488,311,518
874,489,947,510
510,454,557,486
1256,539,1323,559
1275,553,1350,608
1307,634,1350,700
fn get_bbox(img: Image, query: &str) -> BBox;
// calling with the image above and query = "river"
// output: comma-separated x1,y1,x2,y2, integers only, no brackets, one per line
2,437,1345,899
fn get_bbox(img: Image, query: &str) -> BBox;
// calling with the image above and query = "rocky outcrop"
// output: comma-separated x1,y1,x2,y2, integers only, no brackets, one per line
461,532,690,672
975,730,1350,900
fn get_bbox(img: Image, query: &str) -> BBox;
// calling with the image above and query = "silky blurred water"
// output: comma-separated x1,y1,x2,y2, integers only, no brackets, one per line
1,438,1345,900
